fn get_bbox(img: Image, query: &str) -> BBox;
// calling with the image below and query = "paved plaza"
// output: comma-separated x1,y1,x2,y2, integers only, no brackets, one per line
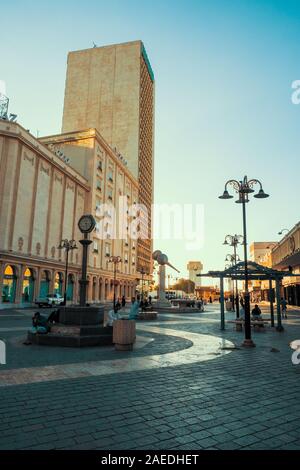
0,304,300,450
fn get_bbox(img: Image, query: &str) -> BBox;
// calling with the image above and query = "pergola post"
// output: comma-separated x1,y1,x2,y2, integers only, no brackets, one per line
275,277,284,332
220,276,225,330
269,278,275,328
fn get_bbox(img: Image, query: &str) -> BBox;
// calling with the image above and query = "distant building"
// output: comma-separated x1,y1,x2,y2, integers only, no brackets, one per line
249,228,300,305
195,286,220,302
248,242,276,302
249,242,276,264
187,261,203,288
270,222,300,306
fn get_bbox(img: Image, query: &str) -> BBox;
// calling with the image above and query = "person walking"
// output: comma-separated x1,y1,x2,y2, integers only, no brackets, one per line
239,299,245,320
280,297,288,319
121,295,126,308
115,297,121,311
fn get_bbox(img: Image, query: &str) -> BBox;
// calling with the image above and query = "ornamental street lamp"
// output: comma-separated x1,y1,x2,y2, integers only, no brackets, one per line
278,228,289,236
57,239,77,305
225,253,240,313
108,256,122,310
219,176,269,347
223,234,244,318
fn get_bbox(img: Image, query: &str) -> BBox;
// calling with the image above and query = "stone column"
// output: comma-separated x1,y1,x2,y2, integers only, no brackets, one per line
159,265,166,301
157,264,170,308
34,267,41,300
87,278,93,303
0,261,4,304
94,277,99,303
73,274,78,304
15,265,24,304
99,280,104,302
50,270,56,295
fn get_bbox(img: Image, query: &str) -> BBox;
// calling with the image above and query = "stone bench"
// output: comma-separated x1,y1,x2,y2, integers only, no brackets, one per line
228,320,269,332
137,311,158,321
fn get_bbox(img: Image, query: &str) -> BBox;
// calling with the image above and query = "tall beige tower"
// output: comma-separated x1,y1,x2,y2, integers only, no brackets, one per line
62,40,154,274
187,261,203,288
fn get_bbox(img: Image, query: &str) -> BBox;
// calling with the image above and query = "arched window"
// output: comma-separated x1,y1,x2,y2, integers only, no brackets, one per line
66,274,74,301
2,265,17,303
54,272,63,295
22,268,34,303
39,270,50,298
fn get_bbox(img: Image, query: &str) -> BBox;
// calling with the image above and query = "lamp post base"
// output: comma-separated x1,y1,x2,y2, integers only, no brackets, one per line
242,338,256,348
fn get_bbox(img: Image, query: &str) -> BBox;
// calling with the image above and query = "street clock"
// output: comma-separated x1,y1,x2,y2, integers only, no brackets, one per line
78,214,96,234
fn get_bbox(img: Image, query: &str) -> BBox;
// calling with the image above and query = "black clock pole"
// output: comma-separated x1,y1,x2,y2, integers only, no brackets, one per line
79,233,92,307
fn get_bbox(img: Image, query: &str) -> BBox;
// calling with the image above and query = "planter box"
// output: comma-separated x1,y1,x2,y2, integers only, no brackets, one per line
113,319,136,351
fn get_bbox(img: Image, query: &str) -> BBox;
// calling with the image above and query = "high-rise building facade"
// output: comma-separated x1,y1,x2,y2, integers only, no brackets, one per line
62,41,154,275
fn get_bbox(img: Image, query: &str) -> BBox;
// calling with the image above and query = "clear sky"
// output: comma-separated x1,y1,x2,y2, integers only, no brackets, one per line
2,0,300,281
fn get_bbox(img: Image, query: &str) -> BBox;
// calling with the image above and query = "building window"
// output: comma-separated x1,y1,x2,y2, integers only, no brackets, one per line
95,199,101,213
108,170,113,183
105,243,110,257
97,160,103,172
95,222,101,234
2,265,17,303
93,241,98,253
54,272,63,296
22,268,35,303
108,189,113,201
96,179,102,191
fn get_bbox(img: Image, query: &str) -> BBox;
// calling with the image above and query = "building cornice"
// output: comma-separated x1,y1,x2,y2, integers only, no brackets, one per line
39,128,139,187
0,120,89,191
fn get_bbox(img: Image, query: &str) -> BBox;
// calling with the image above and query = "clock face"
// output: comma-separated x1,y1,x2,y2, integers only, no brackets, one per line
78,215,96,233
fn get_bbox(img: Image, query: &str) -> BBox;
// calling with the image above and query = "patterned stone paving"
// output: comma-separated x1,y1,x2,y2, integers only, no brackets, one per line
0,304,299,450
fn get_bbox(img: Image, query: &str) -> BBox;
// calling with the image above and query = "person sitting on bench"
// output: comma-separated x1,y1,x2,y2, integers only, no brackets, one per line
251,304,262,320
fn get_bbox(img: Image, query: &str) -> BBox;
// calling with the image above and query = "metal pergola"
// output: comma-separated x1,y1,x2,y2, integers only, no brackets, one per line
198,261,299,331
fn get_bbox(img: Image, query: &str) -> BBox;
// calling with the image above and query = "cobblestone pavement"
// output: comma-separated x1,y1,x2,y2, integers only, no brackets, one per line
0,304,299,450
